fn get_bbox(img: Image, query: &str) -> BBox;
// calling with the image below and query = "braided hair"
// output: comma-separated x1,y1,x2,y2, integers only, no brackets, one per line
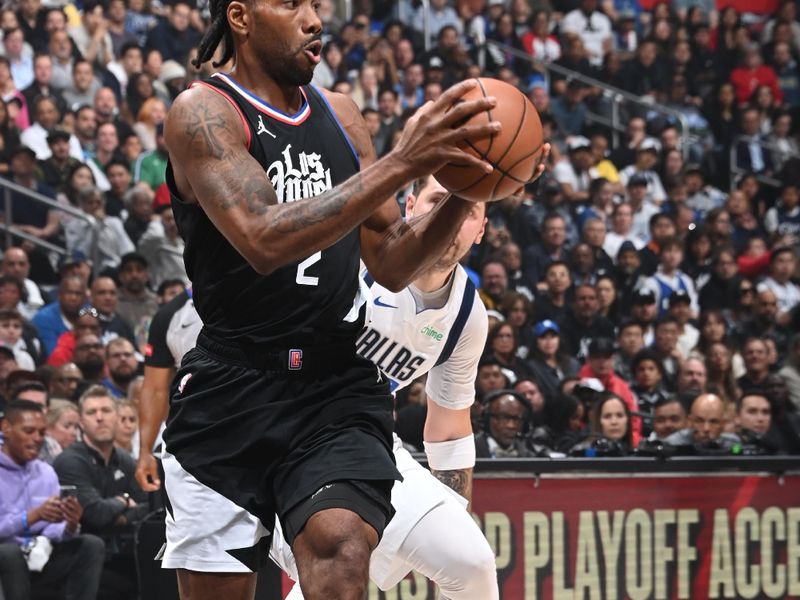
192,0,235,68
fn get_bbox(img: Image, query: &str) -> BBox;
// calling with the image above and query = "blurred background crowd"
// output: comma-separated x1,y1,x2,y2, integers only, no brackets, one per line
1,0,800,598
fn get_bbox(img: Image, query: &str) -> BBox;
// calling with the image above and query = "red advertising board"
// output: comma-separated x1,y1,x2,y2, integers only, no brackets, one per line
350,473,800,600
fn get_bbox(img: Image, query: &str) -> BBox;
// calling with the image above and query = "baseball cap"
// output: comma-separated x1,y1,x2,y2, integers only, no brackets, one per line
617,240,637,256
58,250,88,271
534,319,560,336
46,128,71,144
669,289,691,306
632,288,656,305
567,136,591,152
426,56,444,70
119,252,148,270
159,60,187,84
588,337,615,357
627,173,649,187
639,137,662,153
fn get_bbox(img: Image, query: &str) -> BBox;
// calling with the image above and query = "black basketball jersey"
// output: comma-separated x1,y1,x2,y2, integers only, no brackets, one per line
167,73,363,346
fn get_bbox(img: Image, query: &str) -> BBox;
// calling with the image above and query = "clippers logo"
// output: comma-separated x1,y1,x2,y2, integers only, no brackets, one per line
288,349,303,371
267,144,332,203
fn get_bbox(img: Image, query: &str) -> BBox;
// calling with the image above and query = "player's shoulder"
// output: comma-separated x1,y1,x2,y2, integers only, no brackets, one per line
317,87,360,122
317,87,373,161
448,266,487,337
165,84,245,149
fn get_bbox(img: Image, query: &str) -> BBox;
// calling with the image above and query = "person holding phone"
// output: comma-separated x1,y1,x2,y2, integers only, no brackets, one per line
0,400,105,600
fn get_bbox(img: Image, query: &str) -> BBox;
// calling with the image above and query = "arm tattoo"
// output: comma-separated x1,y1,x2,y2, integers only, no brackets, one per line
183,101,228,160
432,469,470,497
271,174,364,233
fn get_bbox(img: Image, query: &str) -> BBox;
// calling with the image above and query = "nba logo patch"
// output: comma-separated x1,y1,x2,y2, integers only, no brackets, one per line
288,349,303,371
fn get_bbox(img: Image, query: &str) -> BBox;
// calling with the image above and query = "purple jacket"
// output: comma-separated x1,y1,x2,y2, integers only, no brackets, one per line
0,447,69,545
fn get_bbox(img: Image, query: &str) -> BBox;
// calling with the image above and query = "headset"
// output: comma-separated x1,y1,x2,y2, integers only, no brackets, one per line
480,389,534,437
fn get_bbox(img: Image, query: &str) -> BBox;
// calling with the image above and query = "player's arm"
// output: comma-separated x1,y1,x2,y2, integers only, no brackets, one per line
424,401,475,505
135,365,173,491
421,297,489,506
165,82,498,278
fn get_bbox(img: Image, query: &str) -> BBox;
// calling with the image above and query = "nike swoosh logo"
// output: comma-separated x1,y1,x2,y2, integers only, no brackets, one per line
374,296,398,309
181,322,199,329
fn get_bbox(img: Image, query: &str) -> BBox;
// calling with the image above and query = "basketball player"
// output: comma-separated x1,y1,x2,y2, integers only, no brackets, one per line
162,2,516,599
135,176,502,598
276,175,499,599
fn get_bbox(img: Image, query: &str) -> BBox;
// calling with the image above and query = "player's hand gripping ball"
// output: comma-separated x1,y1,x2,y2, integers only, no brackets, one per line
435,77,546,203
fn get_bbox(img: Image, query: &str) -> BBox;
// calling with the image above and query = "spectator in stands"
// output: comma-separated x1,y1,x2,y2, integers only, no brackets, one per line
553,136,594,204
498,242,535,301
646,397,688,443
115,252,158,334
630,348,670,434
699,246,740,312
532,261,572,323
651,315,682,391
611,319,642,382
737,288,790,357
668,291,699,360
735,107,774,175
122,184,153,247
54,386,147,600
527,319,580,402
114,399,138,455
666,393,739,449
523,213,570,286
37,128,83,193
477,260,508,312
764,184,800,244
641,237,699,317
144,1,199,64
45,307,102,371
639,214,677,277
20,96,78,160
0,247,44,321
413,0,461,48
42,399,80,462
488,192,539,252
62,60,101,111
735,390,773,443
0,309,34,371
475,390,535,458
738,337,772,391
558,283,615,358
620,138,667,205
48,362,82,402
562,0,612,67
578,337,640,444
476,356,510,400
104,159,132,219
72,105,97,158
90,276,135,343
67,0,112,68
758,247,800,324
137,204,187,288
71,333,105,385
92,122,122,176
102,338,138,398
763,372,800,454
0,399,105,600
604,203,644,262
65,186,135,272
730,43,782,107
31,275,86,355
551,79,588,138
133,121,167,190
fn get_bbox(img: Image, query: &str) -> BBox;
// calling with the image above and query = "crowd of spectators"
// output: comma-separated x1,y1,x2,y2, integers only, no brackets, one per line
1,0,800,597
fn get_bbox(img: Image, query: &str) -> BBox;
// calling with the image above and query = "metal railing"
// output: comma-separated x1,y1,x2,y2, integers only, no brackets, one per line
482,39,693,155
729,134,799,191
1,176,99,260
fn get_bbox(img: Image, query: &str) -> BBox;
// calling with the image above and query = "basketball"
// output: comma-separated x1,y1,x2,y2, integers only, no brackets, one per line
435,77,544,203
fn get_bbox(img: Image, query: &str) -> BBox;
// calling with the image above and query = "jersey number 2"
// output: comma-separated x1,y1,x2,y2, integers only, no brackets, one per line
296,252,321,286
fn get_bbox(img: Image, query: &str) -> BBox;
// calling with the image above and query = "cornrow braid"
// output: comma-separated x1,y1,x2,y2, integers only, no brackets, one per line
192,0,235,68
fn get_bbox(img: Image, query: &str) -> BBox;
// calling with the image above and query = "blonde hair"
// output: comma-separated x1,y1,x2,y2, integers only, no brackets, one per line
47,399,79,428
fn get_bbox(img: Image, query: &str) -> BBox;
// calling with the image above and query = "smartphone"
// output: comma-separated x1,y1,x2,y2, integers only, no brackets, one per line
59,485,77,498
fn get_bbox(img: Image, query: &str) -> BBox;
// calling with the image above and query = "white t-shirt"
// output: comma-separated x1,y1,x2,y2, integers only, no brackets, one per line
561,9,612,66
758,277,800,315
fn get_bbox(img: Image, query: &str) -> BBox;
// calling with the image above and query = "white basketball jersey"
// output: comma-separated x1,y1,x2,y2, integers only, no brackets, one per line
357,266,488,411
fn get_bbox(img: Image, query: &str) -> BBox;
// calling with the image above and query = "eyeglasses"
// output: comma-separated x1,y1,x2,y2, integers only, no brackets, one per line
489,413,525,424
78,307,99,318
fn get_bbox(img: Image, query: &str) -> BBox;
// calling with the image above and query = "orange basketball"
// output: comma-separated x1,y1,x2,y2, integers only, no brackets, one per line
435,78,544,203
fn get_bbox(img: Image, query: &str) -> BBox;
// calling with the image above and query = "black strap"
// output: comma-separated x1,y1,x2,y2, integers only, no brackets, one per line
435,278,476,367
